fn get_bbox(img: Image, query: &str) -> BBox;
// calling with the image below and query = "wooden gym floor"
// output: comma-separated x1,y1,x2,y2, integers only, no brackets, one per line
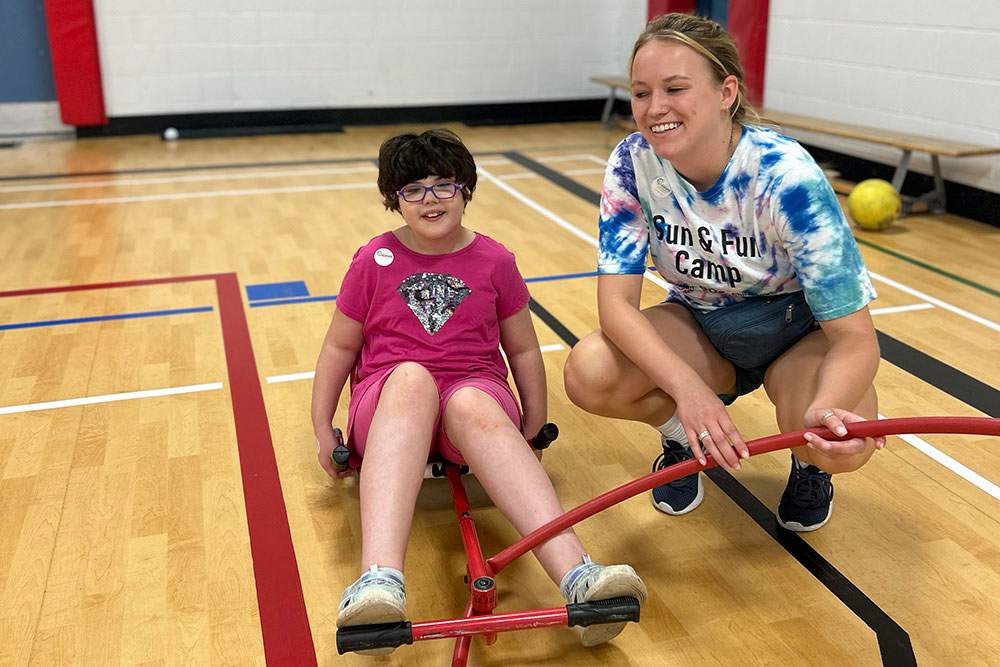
0,122,998,666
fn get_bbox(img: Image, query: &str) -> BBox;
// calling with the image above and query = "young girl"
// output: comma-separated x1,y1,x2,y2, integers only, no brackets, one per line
564,14,886,532
311,129,646,652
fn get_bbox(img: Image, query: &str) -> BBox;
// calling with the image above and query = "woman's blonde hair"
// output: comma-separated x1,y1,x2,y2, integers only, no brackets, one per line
630,13,760,126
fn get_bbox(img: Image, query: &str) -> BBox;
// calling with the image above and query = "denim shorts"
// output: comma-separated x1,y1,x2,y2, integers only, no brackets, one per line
683,291,820,404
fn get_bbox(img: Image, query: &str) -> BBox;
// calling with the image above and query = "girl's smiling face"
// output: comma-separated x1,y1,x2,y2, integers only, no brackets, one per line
630,39,737,168
396,175,468,253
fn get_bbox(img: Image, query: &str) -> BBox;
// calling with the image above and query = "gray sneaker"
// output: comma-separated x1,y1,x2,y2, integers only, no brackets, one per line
337,564,407,655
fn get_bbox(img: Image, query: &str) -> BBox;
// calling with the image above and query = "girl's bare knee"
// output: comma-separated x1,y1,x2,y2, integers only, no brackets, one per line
384,362,438,407
563,337,616,412
444,387,513,450
446,386,493,422
388,361,434,384
806,447,874,474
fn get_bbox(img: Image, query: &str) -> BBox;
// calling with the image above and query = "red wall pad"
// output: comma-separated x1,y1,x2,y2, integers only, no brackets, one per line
728,0,770,108
43,0,107,126
648,1,696,21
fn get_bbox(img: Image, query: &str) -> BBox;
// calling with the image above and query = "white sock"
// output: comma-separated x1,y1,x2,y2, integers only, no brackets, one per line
654,413,688,444
792,455,824,473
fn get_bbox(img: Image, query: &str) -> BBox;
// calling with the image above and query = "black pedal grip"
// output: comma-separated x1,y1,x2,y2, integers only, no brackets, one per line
530,422,559,450
566,596,641,627
336,621,413,654
332,428,350,473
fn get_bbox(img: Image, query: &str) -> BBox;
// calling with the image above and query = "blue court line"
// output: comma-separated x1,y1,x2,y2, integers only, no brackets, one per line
249,295,337,307
246,280,310,301
525,268,655,283
0,306,214,331
525,270,599,283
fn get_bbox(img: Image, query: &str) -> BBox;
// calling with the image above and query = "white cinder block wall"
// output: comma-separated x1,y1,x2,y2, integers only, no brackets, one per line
765,0,1000,194
92,0,645,116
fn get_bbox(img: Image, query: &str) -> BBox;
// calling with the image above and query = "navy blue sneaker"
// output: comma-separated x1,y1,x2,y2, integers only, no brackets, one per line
776,455,834,532
650,437,703,515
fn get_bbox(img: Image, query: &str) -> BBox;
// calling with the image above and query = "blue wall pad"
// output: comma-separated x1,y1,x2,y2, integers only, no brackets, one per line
246,281,310,302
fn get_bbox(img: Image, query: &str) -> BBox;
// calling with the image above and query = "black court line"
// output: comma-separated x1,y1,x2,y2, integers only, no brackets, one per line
529,295,915,665
877,332,999,417
527,298,579,348
503,152,601,204
0,144,615,183
704,468,916,665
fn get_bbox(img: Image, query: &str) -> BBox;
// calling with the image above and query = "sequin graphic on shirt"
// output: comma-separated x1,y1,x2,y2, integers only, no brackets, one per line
397,273,471,335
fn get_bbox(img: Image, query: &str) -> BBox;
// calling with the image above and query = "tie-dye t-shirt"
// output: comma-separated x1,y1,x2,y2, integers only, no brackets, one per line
336,231,530,391
598,126,876,320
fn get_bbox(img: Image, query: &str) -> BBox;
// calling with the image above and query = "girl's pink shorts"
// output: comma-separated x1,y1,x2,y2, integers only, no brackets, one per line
347,365,521,466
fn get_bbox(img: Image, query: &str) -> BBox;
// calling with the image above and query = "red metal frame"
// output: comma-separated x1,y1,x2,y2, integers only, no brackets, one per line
341,416,1000,664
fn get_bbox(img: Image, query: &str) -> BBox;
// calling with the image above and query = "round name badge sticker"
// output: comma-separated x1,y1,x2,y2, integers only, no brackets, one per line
653,177,671,198
374,248,394,266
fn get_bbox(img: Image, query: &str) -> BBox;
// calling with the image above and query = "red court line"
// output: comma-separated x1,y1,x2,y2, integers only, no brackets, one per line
0,275,317,667
0,274,223,298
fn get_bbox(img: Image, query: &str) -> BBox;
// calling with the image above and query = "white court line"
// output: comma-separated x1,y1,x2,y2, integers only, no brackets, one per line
869,303,935,316
0,165,378,193
869,271,1000,332
536,154,603,163
497,173,536,181
586,154,610,166
878,414,1000,502
478,166,671,291
0,382,223,415
0,181,373,210
563,168,607,176
267,371,315,384
266,344,567,384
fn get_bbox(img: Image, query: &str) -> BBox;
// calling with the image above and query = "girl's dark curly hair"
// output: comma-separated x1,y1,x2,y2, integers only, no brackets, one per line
377,129,477,212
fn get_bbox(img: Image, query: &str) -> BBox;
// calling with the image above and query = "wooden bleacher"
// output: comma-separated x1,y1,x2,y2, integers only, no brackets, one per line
591,75,632,129
590,74,1000,214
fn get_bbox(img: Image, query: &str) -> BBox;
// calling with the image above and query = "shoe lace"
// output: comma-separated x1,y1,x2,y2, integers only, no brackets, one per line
562,559,603,604
652,440,687,469
652,440,696,489
342,565,405,607
789,469,833,508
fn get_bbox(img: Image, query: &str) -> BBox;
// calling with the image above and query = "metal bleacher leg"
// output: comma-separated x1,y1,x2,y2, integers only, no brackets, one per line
892,149,913,214
890,149,912,193
929,154,947,214
600,89,616,128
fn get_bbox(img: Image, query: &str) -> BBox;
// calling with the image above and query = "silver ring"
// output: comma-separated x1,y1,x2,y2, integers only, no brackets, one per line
820,410,836,422
697,429,711,441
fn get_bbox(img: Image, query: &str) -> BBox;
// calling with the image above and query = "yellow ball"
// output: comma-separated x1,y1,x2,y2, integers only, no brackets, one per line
847,179,901,230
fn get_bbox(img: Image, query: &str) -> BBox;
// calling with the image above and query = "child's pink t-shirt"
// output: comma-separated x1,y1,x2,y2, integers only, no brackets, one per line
335,231,531,398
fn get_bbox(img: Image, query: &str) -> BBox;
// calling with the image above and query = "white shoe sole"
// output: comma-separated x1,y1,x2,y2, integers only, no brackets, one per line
578,567,648,647
776,499,833,532
650,473,704,516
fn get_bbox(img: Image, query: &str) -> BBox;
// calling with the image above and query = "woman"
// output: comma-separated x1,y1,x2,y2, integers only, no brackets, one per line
563,13,885,532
